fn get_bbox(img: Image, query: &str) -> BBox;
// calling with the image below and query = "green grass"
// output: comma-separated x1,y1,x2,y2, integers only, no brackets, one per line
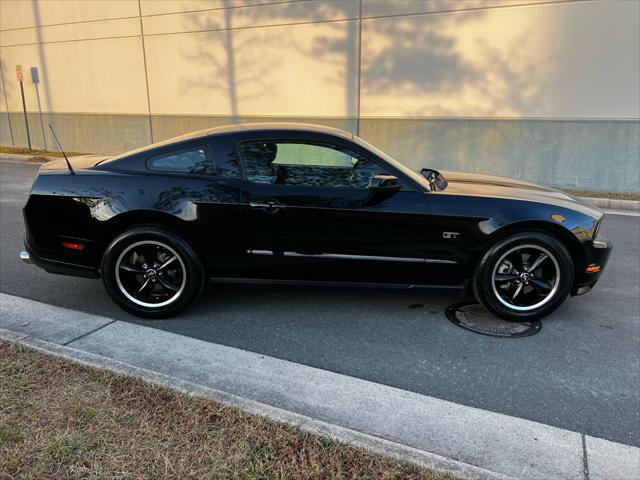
0,145,84,158
0,341,455,480
562,189,639,201
0,425,23,446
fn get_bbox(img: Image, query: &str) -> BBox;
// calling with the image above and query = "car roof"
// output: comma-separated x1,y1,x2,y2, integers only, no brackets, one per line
206,122,354,139
102,123,354,164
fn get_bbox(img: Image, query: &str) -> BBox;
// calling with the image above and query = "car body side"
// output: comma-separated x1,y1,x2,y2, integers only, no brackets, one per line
22,127,610,295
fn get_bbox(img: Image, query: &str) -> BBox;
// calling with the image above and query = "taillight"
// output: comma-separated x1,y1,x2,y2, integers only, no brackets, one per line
62,242,85,251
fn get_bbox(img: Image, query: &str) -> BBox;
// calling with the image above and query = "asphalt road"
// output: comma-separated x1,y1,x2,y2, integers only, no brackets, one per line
2,160,639,446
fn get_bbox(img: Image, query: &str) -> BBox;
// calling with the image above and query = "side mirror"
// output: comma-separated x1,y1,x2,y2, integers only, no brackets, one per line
419,168,448,191
367,174,401,193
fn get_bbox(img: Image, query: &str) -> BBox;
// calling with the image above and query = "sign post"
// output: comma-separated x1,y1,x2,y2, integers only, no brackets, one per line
31,67,47,150
16,65,32,151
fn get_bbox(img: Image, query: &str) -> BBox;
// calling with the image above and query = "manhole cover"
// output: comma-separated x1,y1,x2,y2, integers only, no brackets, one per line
446,301,541,338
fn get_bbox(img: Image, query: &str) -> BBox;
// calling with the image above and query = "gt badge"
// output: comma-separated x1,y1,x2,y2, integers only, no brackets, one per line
443,232,460,239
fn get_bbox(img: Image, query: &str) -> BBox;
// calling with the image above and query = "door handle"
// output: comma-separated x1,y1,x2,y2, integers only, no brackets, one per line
249,200,286,212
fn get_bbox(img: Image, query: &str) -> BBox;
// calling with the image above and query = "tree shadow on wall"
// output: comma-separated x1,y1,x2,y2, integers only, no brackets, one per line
178,1,362,121
176,0,545,123
0,58,15,103
0,58,16,144
179,0,283,119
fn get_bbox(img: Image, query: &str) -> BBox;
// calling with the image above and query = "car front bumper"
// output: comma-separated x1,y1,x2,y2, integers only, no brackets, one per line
571,236,612,296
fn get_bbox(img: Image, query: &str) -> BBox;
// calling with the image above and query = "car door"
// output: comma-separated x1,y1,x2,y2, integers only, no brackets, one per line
235,133,433,284
142,139,250,278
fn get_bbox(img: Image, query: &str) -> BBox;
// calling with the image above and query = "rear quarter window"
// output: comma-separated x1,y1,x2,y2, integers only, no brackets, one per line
146,147,213,174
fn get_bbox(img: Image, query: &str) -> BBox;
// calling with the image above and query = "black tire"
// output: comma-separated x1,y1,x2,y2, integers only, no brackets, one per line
472,231,574,322
102,226,205,319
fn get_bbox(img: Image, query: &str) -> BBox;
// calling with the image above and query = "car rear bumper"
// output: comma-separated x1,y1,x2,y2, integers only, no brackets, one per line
21,238,100,279
571,237,612,296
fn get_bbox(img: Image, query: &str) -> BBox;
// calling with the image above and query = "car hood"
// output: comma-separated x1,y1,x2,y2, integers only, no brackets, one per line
438,170,603,218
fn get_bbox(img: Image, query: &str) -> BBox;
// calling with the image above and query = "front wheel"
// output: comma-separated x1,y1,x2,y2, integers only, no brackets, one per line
102,227,205,318
472,232,574,322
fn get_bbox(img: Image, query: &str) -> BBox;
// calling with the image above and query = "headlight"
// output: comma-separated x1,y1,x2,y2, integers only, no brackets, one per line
593,216,603,240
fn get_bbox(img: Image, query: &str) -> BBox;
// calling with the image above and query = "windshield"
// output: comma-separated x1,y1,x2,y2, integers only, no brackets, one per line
352,135,430,190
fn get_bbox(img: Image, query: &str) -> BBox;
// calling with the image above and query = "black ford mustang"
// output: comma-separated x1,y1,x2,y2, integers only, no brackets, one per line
21,123,611,320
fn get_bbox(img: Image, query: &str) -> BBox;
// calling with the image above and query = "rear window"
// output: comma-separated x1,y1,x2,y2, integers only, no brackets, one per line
146,146,213,174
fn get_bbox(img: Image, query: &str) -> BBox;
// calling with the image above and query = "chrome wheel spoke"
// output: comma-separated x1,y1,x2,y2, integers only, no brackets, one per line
120,262,145,274
511,282,524,301
158,276,179,292
529,277,552,292
157,255,177,271
495,273,517,284
137,278,151,294
528,253,548,272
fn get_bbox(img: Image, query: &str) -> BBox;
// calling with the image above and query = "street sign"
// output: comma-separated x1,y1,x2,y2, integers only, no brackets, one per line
16,64,32,150
31,67,39,84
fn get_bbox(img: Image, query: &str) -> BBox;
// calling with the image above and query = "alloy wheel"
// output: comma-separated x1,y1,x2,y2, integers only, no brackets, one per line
115,240,186,308
491,244,561,312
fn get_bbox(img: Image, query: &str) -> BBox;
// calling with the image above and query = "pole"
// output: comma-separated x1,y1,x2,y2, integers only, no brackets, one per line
31,67,47,150
34,84,47,150
19,80,32,151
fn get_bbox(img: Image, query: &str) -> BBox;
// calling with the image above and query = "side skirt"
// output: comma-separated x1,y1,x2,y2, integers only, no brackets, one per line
208,276,466,291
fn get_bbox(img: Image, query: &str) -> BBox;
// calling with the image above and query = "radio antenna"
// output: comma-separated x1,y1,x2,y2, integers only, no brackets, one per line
48,124,75,175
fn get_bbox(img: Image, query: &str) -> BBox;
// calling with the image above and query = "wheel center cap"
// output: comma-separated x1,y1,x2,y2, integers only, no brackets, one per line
146,268,157,279
520,272,530,282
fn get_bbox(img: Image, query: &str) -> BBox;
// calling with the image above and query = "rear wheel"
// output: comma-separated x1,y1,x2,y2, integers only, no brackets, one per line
102,227,204,318
472,232,573,321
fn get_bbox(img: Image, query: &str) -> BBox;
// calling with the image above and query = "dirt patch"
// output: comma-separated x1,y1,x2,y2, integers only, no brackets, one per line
563,189,640,201
0,341,454,480
0,146,84,158
25,155,54,163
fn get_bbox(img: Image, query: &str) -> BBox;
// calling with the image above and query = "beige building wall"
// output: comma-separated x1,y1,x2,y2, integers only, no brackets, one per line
1,0,638,191
361,0,639,118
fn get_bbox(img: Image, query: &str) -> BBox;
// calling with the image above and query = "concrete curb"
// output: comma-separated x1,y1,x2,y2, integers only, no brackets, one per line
2,293,639,480
0,329,512,480
578,196,640,211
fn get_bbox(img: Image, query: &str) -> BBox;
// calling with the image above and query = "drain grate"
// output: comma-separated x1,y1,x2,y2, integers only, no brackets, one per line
446,301,541,338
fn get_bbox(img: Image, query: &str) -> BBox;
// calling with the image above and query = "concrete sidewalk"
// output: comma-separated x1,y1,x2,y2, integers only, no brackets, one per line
1,292,638,480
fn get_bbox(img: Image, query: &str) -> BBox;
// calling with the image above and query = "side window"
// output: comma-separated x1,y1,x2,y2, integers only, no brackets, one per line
210,147,241,178
147,147,212,174
238,141,388,189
